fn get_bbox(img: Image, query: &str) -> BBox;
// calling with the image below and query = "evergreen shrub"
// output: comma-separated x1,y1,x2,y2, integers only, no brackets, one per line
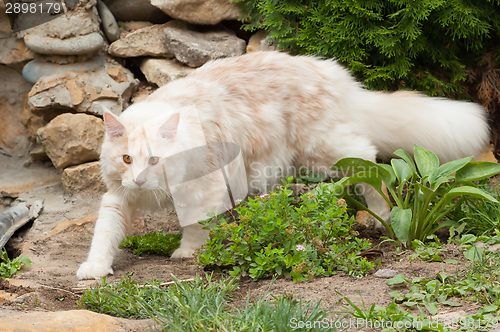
235,0,500,100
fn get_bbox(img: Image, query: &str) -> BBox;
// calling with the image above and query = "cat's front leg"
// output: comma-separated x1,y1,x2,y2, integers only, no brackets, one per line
171,223,209,259
77,193,133,280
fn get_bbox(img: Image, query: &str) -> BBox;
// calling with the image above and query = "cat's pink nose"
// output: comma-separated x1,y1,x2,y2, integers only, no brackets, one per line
134,179,145,187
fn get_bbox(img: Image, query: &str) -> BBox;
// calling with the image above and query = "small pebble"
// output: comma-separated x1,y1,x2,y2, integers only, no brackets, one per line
488,243,500,252
374,269,398,278
473,241,486,249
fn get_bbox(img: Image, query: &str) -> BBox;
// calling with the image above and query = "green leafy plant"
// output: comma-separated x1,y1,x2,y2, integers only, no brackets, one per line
338,289,499,331
336,290,456,331
119,232,181,256
330,144,500,246
337,232,500,331
196,178,374,281
79,273,237,319
0,249,31,279
387,273,463,315
387,236,500,313
409,239,449,263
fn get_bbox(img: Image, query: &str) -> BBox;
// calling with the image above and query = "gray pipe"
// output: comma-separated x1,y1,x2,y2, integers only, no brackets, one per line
0,202,30,249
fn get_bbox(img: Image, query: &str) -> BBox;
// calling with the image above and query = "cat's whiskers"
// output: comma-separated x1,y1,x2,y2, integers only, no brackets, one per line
114,185,127,201
151,188,162,209
155,186,173,202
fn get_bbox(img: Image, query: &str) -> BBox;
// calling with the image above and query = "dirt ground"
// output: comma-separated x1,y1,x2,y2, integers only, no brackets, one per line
0,154,490,330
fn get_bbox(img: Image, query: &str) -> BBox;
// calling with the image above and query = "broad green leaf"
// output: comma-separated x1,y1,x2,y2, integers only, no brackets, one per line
379,163,397,188
479,304,498,313
15,255,31,267
332,171,384,195
437,273,448,282
394,149,417,174
389,291,404,301
429,254,444,262
443,186,498,205
415,183,434,195
423,300,439,315
464,246,485,261
441,301,462,307
414,145,439,178
310,183,335,196
406,293,425,300
391,159,413,184
332,158,393,186
445,259,459,264
403,301,418,307
429,156,472,190
455,161,500,183
391,207,412,245
332,158,379,174
460,234,477,244
387,274,408,285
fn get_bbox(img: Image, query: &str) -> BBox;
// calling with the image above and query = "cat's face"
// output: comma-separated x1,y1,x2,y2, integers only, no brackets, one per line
100,107,186,194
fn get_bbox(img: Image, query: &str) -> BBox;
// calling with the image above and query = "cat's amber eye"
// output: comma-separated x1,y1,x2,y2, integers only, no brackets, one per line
149,156,159,165
123,155,132,164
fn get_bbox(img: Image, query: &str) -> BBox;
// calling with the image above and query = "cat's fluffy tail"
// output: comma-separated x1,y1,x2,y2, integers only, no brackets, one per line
353,90,490,163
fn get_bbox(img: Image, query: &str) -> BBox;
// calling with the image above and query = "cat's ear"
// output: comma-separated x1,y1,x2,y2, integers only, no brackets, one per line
158,113,180,140
103,110,126,139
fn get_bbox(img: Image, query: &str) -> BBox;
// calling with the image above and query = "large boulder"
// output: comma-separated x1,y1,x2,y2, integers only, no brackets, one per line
164,27,246,67
151,0,241,25
108,20,186,58
140,58,195,86
62,161,107,195
37,113,105,169
27,63,138,120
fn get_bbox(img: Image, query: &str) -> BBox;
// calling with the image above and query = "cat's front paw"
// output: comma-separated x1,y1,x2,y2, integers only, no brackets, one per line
171,246,197,259
77,261,114,280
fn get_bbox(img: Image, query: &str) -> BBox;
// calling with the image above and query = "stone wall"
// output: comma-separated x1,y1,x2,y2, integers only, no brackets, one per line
1,0,273,196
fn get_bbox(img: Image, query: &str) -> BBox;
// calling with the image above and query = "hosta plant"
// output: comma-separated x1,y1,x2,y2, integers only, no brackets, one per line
330,145,500,246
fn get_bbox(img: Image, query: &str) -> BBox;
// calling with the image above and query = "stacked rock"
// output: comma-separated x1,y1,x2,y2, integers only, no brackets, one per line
21,0,107,84
0,1,35,157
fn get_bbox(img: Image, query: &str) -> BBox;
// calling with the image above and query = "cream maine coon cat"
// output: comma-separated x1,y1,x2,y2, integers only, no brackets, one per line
77,51,489,280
